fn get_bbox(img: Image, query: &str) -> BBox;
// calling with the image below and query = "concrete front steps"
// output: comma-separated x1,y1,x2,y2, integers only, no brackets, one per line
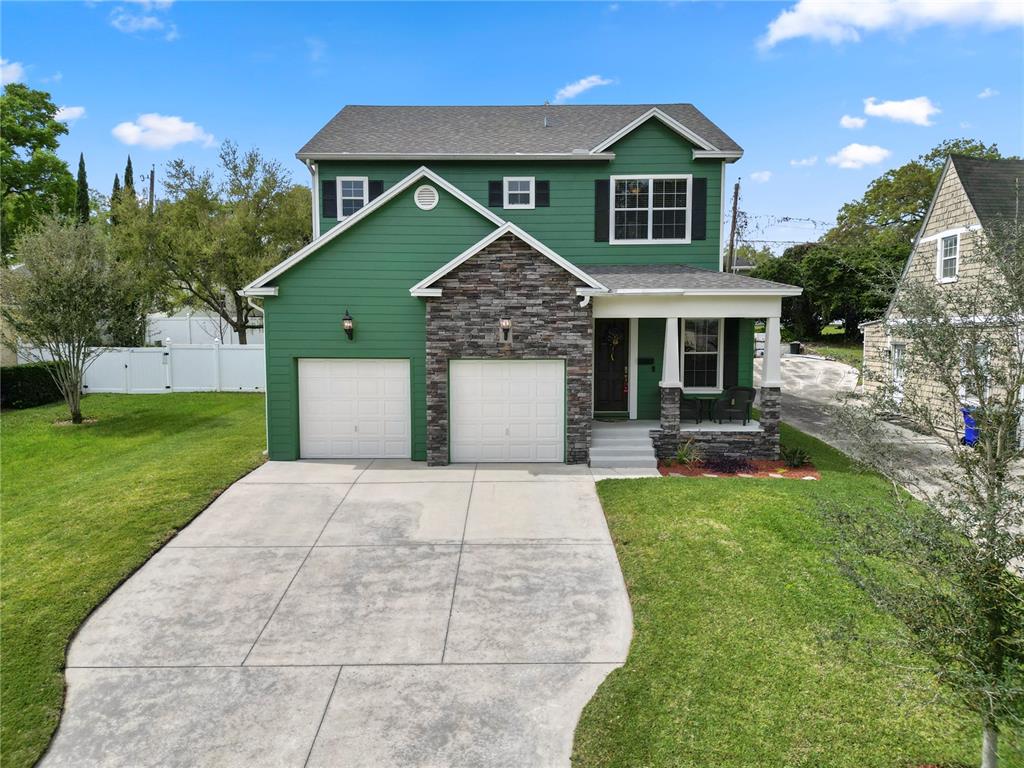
589,420,659,469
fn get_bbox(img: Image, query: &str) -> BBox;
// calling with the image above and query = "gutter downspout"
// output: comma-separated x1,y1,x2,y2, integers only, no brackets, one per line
305,159,319,240
244,294,270,455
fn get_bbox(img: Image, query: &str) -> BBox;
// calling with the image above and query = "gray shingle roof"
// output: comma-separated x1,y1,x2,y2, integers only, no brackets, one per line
297,104,742,157
587,264,800,294
950,155,1024,230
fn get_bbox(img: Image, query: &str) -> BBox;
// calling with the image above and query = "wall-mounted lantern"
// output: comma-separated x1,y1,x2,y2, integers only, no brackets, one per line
499,318,512,342
342,309,354,340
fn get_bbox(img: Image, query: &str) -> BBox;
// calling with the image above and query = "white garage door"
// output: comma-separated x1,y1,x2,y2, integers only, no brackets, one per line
450,360,565,463
298,359,411,459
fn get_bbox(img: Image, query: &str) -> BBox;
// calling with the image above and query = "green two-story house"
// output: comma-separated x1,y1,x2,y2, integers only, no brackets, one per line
241,104,801,466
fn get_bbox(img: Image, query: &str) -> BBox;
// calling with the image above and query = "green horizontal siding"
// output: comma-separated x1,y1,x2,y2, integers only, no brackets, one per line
318,120,723,271
264,185,496,460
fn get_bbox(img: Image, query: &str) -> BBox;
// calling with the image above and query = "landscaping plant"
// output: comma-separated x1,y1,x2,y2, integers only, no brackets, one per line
780,444,812,468
701,454,754,474
675,439,700,466
834,220,1024,768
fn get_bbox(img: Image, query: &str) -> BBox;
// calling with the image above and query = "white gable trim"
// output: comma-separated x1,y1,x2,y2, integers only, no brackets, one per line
590,107,721,155
240,167,506,294
409,222,607,297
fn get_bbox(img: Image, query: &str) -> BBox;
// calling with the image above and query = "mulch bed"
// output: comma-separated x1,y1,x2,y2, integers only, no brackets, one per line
659,459,820,480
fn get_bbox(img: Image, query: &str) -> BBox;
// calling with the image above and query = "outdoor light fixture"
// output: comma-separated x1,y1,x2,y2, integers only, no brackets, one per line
342,309,354,340
499,318,512,342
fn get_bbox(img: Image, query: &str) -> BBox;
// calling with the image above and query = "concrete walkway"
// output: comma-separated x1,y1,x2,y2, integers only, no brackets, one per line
43,461,634,768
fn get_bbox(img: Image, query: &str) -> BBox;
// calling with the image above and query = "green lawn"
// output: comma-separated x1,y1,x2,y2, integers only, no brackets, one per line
803,327,864,369
574,424,1022,768
0,393,266,768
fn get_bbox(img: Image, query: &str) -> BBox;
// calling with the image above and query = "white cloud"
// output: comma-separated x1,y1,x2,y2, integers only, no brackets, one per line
55,106,86,123
827,143,892,169
864,96,940,126
109,3,178,41
112,113,214,149
554,74,614,103
41,71,63,84
305,37,327,63
1,58,25,85
750,170,773,183
759,0,1024,49
977,87,999,99
607,3,620,10
839,114,866,129
790,155,818,167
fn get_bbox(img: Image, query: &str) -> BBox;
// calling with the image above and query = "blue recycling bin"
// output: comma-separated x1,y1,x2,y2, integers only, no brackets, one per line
961,406,979,446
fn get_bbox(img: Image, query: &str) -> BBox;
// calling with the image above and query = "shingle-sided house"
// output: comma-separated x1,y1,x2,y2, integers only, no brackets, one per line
861,154,1024,428
241,105,802,466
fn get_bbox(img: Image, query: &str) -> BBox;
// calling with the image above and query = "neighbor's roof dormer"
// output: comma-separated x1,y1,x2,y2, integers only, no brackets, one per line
296,104,743,162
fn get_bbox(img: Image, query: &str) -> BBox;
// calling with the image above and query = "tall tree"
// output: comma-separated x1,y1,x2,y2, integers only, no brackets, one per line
123,155,135,199
123,141,311,343
75,153,89,225
111,173,121,205
0,84,75,258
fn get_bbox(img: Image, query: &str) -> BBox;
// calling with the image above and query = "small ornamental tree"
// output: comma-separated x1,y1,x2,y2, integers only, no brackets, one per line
75,152,89,224
832,221,1024,768
1,216,138,423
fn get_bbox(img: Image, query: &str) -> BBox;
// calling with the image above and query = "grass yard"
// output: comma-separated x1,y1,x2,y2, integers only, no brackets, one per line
803,328,864,369
0,393,266,768
573,424,1022,768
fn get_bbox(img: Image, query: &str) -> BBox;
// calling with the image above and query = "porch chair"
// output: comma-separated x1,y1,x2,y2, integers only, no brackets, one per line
711,386,756,425
679,397,702,424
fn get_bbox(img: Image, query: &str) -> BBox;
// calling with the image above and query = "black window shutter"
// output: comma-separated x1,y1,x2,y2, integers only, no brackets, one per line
536,180,550,207
691,177,707,241
722,318,739,388
488,180,502,207
594,179,610,242
368,180,384,201
321,179,337,218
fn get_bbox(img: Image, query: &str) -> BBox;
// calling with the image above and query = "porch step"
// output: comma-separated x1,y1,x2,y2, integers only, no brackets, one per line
589,421,658,469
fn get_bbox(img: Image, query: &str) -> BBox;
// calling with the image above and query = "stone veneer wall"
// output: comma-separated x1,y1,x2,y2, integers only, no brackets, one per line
424,233,593,466
652,386,782,461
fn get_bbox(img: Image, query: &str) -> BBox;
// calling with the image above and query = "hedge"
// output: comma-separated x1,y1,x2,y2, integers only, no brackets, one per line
1,362,64,409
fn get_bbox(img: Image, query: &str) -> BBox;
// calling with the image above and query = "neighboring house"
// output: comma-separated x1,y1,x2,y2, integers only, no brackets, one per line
862,155,1024,427
241,104,802,465
729,253,755,274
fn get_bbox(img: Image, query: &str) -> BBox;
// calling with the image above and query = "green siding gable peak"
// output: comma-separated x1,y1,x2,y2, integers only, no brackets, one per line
243,166,504,294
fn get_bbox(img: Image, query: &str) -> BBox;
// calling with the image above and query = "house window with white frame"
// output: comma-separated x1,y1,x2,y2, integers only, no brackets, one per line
938,233,959,281
503,177,534,209
681,318,721,391
891,343,907,401
337,177,368,218
960,343,989,405
612,176,690,243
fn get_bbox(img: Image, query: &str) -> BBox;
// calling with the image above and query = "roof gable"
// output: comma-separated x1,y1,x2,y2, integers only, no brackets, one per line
241,168,504,295
949,154,1024,230
409,223,607,297
297,104,742,161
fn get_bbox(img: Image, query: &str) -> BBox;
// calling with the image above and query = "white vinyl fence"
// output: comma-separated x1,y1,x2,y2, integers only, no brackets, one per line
19,344,265,393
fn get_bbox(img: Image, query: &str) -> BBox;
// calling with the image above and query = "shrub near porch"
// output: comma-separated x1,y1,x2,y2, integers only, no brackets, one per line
573,424,1020,767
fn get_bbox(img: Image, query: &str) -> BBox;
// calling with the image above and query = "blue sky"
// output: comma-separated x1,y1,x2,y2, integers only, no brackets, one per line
3,1,1022,247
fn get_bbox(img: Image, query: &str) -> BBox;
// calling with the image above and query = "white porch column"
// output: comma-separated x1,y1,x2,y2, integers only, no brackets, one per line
660,318,681,387
763,316,783,387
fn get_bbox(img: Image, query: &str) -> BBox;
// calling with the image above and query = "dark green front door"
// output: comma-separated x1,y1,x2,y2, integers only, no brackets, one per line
594,318,628,412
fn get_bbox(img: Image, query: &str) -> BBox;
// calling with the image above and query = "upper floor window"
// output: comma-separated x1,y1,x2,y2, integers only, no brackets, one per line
503,177,535,209
338,177,368,218
610,175,691,244
937,233,959,282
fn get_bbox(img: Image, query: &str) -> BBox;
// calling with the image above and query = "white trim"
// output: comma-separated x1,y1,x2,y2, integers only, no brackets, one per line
576,287,802,297
408,222,607,295
297,152,618,161
608,174,692,245
628,318,638,419
238,287,279,297
502,176,535,210
308,161,320,240
336,176,369,219
719,161,726,272
935,231,960,283
591,107,719,154
680,318,724,393
920,225,970,244
693,150,743,160
241,167,506,294
414,184,439,211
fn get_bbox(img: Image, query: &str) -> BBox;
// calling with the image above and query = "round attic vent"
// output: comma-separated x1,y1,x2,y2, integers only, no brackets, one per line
414,184,439,211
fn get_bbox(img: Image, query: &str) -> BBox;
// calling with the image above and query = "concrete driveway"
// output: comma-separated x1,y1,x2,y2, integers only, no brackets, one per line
43,461,633,768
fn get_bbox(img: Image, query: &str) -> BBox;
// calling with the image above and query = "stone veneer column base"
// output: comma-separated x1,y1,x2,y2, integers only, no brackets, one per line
653,386,681,460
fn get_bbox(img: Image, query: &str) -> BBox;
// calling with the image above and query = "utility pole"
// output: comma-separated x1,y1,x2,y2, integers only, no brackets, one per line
148,166,155,214
725,180,740,273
